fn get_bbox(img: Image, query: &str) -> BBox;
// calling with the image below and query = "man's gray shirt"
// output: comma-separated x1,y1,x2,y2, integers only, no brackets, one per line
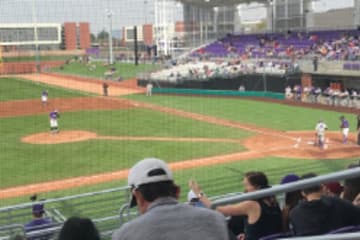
112,197,229,240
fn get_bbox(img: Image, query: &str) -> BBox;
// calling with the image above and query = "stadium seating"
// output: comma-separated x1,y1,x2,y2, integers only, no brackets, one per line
329,225,360,234
258,232,292,240
196,30,360,61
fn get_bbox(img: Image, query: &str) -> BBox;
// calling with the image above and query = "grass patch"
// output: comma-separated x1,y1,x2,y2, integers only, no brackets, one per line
52,62,161,80
0,77,88,101
127,94,357,131
3,55,75,63
0,109,250,188
1,157,355,207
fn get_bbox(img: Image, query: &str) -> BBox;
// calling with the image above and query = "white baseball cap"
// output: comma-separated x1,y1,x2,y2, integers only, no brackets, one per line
128,158,173,207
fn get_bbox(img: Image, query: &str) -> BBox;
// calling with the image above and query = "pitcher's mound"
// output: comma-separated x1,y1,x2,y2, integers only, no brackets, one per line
22,130,97,144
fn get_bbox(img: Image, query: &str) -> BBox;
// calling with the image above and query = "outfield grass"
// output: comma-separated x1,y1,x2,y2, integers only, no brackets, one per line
52,62,161,80
127,94,358,131
0,77,88,101
1,89,358,212
0,109,250,188
3,55,75,63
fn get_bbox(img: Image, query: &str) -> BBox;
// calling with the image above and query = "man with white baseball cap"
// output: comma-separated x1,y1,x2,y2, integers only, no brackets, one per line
112,158,230,240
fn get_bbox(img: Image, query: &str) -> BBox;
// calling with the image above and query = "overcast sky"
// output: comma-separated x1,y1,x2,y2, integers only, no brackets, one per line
0,0,355,33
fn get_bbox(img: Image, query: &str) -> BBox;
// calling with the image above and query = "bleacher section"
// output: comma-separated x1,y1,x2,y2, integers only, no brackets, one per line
197,30,360,61
149,60,290,83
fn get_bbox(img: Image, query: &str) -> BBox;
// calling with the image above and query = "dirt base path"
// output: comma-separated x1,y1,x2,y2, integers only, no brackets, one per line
16,73,144,96
0,97,136,118
1,74,358,199
21,130,244,145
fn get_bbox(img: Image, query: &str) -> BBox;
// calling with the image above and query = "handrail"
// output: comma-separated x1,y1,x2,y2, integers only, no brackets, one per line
0,186,129,212
211,167,360,208
281,232,360,240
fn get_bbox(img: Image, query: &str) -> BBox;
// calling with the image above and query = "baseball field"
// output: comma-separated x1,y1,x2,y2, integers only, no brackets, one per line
0,67,359,206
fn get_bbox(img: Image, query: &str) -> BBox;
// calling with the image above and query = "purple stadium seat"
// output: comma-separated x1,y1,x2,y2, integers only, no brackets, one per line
201,29,360,60
258,232,292,240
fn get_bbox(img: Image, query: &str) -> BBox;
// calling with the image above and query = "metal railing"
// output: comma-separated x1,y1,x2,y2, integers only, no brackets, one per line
212,167,360,208
1,167,359,239
282,232,360,240
0,186,131,240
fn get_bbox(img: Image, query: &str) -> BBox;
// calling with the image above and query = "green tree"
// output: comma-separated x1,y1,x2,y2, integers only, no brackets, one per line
97,29,109,41
90,33,97,43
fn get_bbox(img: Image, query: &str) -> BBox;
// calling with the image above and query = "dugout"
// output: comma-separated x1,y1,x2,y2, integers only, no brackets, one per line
139,72,302,93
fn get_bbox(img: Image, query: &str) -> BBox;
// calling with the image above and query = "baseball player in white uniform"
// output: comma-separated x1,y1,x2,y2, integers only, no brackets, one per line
41,90,48,106
49,110,60,133
315,120,328,149
146,82,153,97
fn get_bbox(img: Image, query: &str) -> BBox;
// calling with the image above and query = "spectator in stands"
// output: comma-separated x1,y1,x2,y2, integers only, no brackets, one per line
285,86,293,100
24,203,53,240
13,235,25,240
280,174,303,232
112,158,230,240
324,182,343,197
353,193,360,206
187,189,206,208
190,171,282,240
314,86,322,103
351,89,358,107
294,85,302,101
289,173,360,236
238,85,245,92
58,217,100,240
341,163,360,203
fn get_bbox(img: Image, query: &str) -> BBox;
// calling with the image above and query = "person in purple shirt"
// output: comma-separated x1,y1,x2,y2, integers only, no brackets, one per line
49,110,60,134
339,116,350,144
24,204,53,240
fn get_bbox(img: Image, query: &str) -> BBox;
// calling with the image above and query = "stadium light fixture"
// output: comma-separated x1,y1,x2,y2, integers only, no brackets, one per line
105,9,114,65
32,0,40,73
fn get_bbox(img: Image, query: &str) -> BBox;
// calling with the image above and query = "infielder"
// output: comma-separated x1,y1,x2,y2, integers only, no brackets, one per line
41,90,48,106
49,110,60,134
315,120,328,149
339,116,349,144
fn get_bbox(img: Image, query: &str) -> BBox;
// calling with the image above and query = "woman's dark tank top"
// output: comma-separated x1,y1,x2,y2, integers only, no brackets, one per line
244,199,282,240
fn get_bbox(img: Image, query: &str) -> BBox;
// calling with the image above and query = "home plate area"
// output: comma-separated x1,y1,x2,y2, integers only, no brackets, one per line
244,131,360,160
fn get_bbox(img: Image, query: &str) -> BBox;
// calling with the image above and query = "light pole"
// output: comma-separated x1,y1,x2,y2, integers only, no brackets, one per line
32,0,40,72
269,0,274,33
106,9,114,65
144,0,148,24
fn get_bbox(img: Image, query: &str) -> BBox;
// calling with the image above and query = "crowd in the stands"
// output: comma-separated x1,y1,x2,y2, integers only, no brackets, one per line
14,159,360,240
194,30,360,61
285,84,360,108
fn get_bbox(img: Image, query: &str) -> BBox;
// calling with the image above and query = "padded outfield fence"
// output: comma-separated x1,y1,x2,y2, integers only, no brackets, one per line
152,88,285,99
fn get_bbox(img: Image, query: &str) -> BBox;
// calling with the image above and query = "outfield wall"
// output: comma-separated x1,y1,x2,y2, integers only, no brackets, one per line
141,71,360,93
139,73,302,93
